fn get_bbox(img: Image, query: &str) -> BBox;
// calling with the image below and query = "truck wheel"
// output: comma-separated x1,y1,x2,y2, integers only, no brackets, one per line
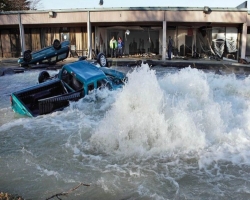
53,39,61,50
38,71,50,83
23,50,32,62
97,53,107,67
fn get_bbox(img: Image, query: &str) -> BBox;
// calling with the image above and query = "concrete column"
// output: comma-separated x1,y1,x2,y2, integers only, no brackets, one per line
162,20,166,60
18,13,25,56
241,22,247,59
87,11,92,59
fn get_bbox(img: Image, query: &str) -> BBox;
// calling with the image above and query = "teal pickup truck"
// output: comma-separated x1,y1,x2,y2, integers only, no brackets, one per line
11,54,126,117
18,39,70,67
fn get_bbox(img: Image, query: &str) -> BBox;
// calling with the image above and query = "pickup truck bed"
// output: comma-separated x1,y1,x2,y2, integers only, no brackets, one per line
11,80,83,117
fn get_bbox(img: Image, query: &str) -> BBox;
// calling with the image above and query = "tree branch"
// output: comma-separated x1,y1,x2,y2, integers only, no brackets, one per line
46,183,90,200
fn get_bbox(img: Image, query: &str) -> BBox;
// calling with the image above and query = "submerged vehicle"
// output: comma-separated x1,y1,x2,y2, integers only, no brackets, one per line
11,54,126,117
18,39,70,67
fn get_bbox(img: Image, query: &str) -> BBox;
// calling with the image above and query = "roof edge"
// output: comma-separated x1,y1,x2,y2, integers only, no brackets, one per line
0,6,248,14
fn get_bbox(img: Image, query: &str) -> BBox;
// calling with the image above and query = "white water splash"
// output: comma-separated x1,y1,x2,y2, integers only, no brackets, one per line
90,65,250,166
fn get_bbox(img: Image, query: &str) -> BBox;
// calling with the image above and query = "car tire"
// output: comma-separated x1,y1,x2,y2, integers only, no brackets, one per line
38,71,50,83
97,53,107,67
53,39,61,50
23,50,32,62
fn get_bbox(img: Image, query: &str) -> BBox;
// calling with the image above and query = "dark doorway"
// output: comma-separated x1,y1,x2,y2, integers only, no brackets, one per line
185,35,193,56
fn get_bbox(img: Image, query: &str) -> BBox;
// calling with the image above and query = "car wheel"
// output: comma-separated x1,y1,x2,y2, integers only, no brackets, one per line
97,53,107,67
53,39,61,50
23,50,32,62
38,71,50,83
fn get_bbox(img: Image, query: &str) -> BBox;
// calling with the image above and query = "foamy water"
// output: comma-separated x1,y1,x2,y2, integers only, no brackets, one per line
0,64,250,199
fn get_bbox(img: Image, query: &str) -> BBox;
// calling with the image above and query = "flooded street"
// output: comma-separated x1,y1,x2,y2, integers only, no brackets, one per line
1,64,250,199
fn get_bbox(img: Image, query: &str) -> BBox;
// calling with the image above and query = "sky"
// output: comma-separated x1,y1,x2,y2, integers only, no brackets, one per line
38,0,248,10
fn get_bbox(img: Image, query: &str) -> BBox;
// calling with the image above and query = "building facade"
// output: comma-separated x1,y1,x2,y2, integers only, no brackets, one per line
0,2,250,60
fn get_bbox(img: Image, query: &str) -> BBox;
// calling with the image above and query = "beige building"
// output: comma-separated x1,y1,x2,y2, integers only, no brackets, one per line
0,1,250,60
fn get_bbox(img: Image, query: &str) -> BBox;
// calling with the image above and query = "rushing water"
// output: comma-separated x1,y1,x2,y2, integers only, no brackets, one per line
1,64,250,199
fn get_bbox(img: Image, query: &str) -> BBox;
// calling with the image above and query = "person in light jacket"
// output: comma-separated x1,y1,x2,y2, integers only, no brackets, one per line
110,36,117,58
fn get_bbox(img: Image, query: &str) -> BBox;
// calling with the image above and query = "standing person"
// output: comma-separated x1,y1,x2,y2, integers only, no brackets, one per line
117,37,124,58
110,36,117,58
168,36,173,60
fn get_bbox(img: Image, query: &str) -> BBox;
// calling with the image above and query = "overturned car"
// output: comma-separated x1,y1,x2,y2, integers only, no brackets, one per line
18,39,70,67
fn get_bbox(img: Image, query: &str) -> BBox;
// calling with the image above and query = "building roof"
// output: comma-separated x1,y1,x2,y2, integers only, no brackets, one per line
0,6,248,15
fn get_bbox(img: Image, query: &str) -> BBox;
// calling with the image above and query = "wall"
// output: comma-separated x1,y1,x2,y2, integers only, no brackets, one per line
0,9,246,25
0,8,248,58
